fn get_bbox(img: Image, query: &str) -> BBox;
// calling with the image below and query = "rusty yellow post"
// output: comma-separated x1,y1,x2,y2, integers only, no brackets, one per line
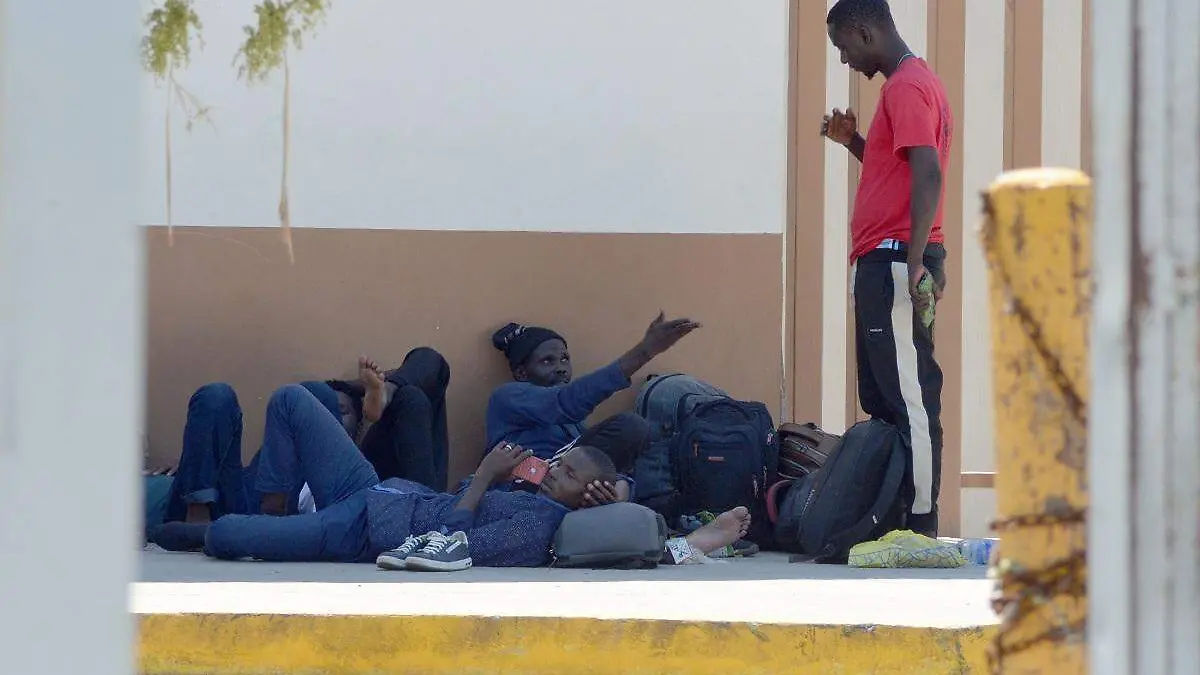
981,168,1091,674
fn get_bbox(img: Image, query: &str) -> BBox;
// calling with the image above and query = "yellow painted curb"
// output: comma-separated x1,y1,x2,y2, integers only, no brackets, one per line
140,614,997,675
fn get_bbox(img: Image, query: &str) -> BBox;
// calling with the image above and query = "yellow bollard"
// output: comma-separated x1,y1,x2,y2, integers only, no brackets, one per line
981,168,1091,674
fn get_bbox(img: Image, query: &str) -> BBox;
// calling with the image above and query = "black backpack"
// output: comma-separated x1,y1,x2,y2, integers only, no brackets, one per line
632,374,779,526
773,419,907,563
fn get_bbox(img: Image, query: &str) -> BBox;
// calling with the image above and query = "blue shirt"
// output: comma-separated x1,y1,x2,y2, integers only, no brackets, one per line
485,361,632,460
364,478,569,567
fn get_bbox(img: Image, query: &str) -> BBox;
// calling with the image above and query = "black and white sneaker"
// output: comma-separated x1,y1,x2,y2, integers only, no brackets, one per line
376,532,435,570
404,531,472,572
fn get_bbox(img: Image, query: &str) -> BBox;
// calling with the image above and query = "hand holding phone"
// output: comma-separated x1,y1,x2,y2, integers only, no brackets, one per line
511,455,550,485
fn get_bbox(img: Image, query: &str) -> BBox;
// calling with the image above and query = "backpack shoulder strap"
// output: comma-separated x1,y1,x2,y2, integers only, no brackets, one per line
637,373,680,417
820,442,906,559
789,440,906,563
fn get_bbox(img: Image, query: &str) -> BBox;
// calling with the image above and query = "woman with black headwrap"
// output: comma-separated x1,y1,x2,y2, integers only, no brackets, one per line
485,312,699,489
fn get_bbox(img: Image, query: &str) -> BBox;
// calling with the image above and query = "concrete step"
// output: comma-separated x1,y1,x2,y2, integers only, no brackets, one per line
136,549,998,675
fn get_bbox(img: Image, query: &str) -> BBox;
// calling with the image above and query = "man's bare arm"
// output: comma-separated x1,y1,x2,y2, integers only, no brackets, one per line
845,133,866,163
906,146,942,258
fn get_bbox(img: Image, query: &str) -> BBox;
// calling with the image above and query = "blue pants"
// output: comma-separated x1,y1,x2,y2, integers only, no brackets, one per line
162,381,342,525
205,384,381,562
165,383,250,522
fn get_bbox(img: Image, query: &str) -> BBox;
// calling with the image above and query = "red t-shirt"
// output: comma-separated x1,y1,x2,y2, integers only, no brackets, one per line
849,58,954,261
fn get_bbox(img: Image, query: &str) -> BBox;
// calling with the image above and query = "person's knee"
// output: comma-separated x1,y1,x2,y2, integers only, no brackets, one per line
267,383,312,413
403,346,448,368
607,412,650,435
394,347,451,392
189,383,239,415
587,412,651,473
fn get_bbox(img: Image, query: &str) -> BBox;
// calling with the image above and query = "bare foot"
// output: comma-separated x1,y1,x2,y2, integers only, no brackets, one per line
685,506,751,555
185,503,212,524
260,492,288,516
359,356,386,423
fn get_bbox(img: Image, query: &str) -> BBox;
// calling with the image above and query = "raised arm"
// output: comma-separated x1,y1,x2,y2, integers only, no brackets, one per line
438,443,561,566
448,443,519,518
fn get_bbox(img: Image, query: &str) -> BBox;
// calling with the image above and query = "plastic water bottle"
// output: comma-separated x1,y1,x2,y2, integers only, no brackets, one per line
939,537,998,566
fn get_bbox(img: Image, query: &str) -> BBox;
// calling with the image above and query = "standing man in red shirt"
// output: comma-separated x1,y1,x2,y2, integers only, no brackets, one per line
821,0,953,537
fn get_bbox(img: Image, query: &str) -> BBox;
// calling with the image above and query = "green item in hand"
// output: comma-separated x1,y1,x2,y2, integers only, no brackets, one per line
917,274,936,329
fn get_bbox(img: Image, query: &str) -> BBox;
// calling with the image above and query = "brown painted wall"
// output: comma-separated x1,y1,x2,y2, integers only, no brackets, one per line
928,0,967,544
1005,0,1044,169
787,0,831,424
145,227,785,485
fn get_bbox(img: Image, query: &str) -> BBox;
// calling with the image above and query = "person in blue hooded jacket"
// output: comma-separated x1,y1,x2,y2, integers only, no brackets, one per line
484,312,698,504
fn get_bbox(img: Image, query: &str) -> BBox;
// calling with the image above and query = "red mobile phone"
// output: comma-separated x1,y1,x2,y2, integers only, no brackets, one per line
511,455,550,485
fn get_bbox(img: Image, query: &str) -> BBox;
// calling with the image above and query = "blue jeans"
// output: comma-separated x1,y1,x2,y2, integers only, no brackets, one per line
165,383,249,522
205,384,381,562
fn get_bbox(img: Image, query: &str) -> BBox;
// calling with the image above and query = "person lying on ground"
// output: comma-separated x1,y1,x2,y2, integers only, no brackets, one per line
149,380,347,533
153,383,627,565
149,349,447,535
486,312,699,500
156,384,754,568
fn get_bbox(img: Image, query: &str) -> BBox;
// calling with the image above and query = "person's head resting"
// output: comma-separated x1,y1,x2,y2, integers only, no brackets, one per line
492,322,571,387
322,379,364,436
539,445,617,509
826,0,900,80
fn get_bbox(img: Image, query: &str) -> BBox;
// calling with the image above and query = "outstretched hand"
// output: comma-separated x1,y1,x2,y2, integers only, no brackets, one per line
640,312,700,357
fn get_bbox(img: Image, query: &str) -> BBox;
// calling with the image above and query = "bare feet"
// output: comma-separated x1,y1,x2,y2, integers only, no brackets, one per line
260,492,288,516
685,506,751,555
359,356,387,424
184,503,212,524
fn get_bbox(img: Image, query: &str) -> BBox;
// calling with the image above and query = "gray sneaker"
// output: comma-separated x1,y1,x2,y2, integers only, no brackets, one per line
404,531,472,572
376,532,435,570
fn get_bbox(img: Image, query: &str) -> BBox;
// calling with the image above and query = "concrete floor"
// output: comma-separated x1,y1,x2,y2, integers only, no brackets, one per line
136,547,997,628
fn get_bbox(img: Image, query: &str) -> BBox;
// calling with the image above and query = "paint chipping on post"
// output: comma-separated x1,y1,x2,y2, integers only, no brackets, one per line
982,168,1092,674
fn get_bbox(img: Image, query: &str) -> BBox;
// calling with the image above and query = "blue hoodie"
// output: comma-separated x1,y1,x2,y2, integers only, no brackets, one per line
484,361,631,460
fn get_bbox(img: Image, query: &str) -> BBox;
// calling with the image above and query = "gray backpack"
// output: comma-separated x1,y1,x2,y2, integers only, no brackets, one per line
551,502,668,569
631,373,727,511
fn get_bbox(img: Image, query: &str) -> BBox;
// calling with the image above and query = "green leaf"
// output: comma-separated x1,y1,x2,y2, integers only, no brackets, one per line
140,0,203,79
235,0,329,83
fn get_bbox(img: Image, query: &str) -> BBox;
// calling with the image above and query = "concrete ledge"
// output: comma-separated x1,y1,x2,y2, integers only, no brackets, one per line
139,614,997,675
137,550,998,674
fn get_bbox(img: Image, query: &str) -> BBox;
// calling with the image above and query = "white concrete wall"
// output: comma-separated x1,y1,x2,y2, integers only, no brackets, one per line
1041,0,1085,169
959,0,1006,538
0,1,143,673
138,0,789,234
820,0,853,433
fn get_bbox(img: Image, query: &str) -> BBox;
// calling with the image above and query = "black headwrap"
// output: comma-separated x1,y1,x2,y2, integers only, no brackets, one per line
492,322,566,369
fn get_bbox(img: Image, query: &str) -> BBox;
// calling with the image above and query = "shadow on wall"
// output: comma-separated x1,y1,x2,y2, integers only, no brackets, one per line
145,226,785,485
